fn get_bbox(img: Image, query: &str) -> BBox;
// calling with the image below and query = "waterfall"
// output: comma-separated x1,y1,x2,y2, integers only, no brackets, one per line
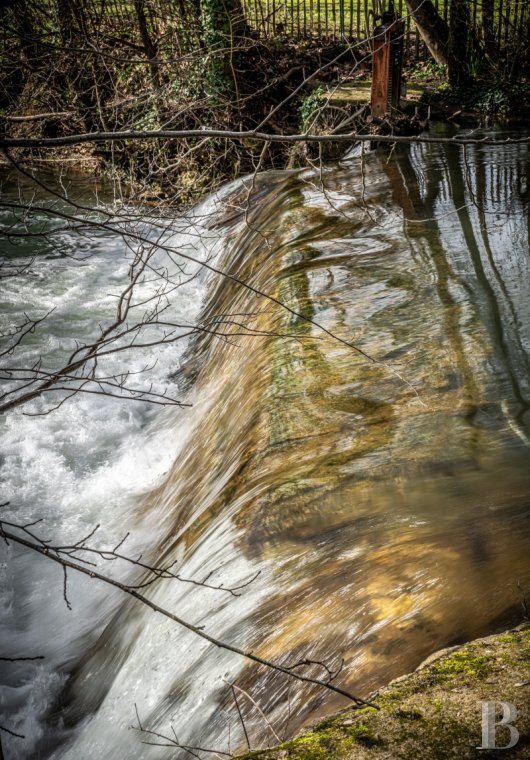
1,131,530,759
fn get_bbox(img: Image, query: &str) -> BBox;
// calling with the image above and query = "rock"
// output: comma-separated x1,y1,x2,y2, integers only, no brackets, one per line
234,625,530,759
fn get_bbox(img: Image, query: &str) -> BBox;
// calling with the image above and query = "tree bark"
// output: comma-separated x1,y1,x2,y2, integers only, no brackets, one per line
200,0,247,97
9,0,41,65
404,0,449,65
133,0,160,91
448,0,471,86
482,0,495,49
56,0,89,44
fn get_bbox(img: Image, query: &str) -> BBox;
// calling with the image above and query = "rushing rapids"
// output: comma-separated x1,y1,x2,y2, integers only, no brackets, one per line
1,127,530,759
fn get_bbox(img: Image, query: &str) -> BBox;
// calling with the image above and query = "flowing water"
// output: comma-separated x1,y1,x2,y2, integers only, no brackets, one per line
1,126,529,759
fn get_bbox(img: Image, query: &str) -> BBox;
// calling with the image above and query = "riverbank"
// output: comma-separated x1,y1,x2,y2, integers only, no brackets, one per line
236,624,530,759
5,23,528,209
1,38,373,206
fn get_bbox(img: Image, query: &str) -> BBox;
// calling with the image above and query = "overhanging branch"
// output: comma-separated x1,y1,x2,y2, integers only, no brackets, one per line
0,522,378,709
1,130,529,149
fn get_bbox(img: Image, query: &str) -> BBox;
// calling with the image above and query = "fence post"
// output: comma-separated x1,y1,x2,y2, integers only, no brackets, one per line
339,0,346,40
370,7,404,117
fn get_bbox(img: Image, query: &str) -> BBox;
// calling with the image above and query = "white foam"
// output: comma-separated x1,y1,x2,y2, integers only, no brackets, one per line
0,190,234,758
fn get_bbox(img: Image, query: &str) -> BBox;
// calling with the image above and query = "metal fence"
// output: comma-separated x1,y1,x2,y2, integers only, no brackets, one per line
246,0,430,57
0,0,203,58
2,0,529,64
244,0,530,60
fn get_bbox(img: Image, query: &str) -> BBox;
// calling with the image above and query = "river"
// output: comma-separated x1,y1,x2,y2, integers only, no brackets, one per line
1,125,529,759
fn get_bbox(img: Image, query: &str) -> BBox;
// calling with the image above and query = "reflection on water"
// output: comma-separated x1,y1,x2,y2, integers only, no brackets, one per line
4,130,530,758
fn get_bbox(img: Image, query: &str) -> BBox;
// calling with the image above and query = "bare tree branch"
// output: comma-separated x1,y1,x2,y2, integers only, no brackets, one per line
0,519,377,709
224,679,282,745
2,130,529,150
131,705,233,757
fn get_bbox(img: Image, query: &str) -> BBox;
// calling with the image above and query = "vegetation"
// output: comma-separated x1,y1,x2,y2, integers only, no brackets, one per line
234,626,530,759
0,0,528,206
0,3,529,758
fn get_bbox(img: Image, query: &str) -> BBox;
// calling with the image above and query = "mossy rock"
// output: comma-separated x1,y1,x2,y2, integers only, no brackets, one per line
235,625,530,759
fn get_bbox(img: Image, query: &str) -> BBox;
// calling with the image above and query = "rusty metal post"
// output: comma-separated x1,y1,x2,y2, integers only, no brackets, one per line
370,10,404,118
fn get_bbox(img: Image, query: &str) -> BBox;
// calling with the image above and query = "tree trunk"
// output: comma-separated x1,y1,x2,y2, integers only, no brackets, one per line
482,0,495,49
133,0,160,91
200,0,247,51
56,0,89,44
200,0,247,97
448,0,471,86
9,0,41,65
403,0,449,65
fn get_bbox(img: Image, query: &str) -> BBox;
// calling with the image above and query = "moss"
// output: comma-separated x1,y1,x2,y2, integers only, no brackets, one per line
348,724,382,747
498,634,518,643
396,715,476,760
373,687,406,704
355,706,380,716
234,627,530,760
237,723,383,759
277,729,348,759
313,716,340,731
393,709,424,721
280,735,328,759
429,649,493,683
429,698,444,713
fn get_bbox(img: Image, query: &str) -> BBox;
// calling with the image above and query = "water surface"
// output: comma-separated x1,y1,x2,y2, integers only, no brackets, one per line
1,128,529,758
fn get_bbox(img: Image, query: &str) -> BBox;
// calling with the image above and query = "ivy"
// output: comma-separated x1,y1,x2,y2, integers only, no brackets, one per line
200,0,241,96
298,86,325,131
